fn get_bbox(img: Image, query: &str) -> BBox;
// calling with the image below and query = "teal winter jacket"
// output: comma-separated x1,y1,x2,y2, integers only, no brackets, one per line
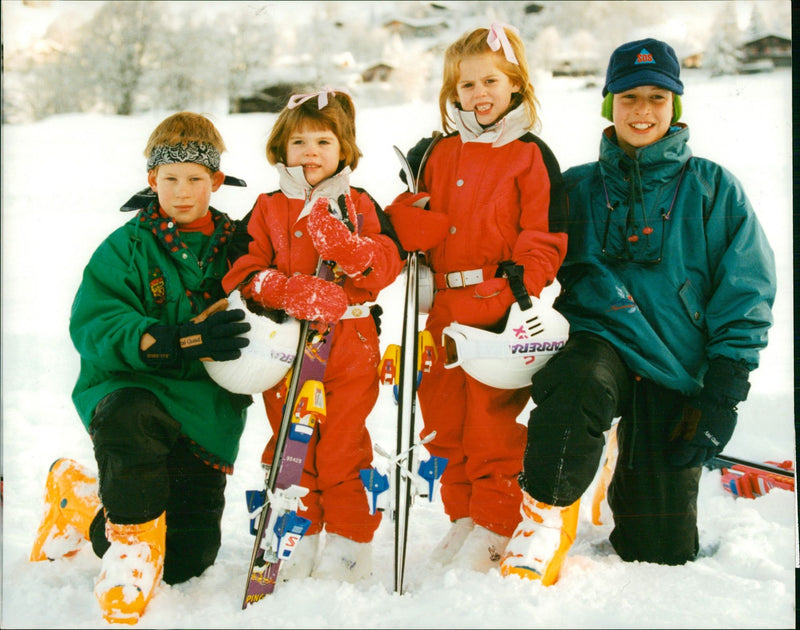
555,125,775,395
70,203,252,471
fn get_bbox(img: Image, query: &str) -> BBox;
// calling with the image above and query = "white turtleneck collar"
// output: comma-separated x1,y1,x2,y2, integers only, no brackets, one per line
452,103,531,148
276,163,352,223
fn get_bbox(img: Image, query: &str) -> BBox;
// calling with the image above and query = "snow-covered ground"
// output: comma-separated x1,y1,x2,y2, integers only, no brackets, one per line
1,68,795,628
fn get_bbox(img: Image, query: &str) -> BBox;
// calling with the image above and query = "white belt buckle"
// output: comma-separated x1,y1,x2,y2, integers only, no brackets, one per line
445,271,465,288
446,269,483,288
340,303,375,320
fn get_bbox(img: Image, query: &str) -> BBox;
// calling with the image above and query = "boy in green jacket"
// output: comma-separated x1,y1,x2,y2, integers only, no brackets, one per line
499,39,776,585
30,112,253,624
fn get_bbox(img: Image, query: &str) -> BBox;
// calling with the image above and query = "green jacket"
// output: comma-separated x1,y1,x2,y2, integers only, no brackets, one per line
556,125,776,395
70,202,252,471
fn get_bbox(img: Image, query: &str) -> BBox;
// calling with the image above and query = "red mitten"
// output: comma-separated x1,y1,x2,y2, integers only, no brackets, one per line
307,197,375,276
248,269,289,310
385,192,449,252
284,273,348,324
436,277,516,328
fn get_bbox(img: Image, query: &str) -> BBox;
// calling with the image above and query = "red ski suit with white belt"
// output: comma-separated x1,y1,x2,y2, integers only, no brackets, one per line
223,166,403,542
389,106,568,536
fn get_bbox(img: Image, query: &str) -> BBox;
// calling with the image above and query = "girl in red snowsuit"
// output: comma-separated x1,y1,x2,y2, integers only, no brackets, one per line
385,24,568,571
223,89,403,582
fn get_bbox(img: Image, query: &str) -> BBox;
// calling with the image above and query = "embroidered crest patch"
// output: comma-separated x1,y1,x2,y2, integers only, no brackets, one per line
149,268,166,304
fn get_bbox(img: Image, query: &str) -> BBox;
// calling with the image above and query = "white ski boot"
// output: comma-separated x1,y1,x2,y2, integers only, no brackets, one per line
450,524,509,573
280,533,319,581
311,533,372,583
430,516,474,565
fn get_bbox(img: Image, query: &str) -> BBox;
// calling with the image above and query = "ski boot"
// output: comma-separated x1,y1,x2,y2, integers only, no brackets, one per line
430,517,474,565
451,523,509,573
500,493,580,586
591,424,619,526
280,533,319,581
94,512,166,625
312,533,372,583
30,458,101,562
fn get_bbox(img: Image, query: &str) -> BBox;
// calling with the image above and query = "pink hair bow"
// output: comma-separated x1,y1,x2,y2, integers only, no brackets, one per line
486,22,519,65
287,86,350,110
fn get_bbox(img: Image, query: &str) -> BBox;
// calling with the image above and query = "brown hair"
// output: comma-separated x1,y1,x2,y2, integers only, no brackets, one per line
438,27,540,133
266,91,362,170
144,111,226,169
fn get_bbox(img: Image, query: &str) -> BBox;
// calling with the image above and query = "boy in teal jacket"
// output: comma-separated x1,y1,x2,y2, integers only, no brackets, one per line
500,39,776,585
30,112,252,624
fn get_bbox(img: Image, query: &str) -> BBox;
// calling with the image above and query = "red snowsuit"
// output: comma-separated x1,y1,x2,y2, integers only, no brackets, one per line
223,166,403,542
387,106,568,537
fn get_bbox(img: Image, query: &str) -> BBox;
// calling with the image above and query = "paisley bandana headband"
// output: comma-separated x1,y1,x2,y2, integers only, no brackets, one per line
146,141,221,171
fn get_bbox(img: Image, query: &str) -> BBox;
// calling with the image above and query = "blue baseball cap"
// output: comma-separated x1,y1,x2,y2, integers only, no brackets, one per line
603,38,684,96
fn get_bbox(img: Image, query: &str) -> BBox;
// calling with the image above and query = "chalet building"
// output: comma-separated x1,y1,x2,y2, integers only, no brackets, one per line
681,52,703,69
740,34,791,68
361,62,395,83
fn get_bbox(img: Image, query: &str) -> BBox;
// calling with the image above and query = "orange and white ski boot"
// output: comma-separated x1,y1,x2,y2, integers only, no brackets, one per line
500,493,580,586
94,512,166,625
30,458,101,562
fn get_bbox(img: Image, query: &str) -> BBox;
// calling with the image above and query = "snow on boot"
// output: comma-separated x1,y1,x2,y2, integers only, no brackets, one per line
500,493,580,586
30,458,101,562
311,533,372,583
280,533,319,581
450,524,509,573
430,516,474,565
94,512,166,625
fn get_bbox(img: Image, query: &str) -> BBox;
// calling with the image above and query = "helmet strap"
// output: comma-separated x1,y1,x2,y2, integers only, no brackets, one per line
496,261,532,310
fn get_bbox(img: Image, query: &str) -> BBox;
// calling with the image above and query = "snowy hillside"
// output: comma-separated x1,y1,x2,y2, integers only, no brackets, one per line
1,68,795,628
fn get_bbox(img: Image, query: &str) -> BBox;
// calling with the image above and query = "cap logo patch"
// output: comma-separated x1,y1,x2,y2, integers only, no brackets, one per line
635,48,655,64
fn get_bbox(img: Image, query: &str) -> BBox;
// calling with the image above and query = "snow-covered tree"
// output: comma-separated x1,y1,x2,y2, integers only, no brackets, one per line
529,26,561,73
216,8,280,111
704,4,743,77
77,1,169,115
746,2,768,40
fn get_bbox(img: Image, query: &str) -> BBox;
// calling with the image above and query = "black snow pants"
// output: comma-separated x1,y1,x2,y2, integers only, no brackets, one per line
521,332,701,565
87,387,227,584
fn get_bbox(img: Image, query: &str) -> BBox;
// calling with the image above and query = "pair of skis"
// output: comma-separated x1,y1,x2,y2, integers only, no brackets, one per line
359,143,444,595
380,141,444,594
705,454,794,499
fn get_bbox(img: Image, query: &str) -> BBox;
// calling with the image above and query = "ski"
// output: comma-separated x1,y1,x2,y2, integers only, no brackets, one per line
388,137,441,594
705,454,794,499
241,261,336,608
393,245,419,596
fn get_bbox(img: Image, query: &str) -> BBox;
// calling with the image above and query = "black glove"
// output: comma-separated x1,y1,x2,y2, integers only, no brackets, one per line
668,358,751,468
141,309,250,367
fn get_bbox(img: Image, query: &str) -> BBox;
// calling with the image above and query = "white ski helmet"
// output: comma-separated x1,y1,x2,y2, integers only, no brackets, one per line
441,298,569,389
204,290,301,395
418,261,434,314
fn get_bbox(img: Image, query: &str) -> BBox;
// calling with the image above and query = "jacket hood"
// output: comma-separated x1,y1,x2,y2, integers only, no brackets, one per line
452,103,530,148
276,163,352,223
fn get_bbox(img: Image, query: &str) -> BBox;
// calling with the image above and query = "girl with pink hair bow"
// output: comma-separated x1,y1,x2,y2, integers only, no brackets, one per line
224,89,403,583
384,24,568,572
